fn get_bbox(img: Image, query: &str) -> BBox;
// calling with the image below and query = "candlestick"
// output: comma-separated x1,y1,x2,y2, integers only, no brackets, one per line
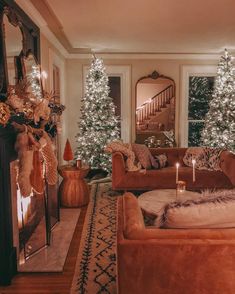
76,158,82,169
192,159,196,182
176,162,180,183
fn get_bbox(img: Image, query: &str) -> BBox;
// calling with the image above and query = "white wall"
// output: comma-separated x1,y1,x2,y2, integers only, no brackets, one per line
40,33,67,163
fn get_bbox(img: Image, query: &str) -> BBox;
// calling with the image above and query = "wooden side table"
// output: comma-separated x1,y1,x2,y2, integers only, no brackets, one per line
58,165,90,207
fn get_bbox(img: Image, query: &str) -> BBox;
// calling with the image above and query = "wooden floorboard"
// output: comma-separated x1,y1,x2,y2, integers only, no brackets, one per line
0,206,87,294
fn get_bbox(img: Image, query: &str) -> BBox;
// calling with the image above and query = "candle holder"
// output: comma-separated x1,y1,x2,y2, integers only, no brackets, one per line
176,180,186,200
76,159,82,169
177,180,186,192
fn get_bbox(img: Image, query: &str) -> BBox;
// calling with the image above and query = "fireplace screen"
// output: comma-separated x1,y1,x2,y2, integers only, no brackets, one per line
11,160,59,263
17,189,47,259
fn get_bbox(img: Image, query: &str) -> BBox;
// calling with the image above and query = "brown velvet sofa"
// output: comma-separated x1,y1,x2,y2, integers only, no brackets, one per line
112,147,235,191
117,193,235,294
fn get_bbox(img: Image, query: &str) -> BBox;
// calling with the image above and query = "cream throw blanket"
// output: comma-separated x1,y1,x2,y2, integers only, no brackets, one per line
105,141,141,171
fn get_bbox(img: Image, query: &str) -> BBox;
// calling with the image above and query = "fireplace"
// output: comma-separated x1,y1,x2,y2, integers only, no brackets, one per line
11,160,59,266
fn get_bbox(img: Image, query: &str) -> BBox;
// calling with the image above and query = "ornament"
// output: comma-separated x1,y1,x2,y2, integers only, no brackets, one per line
0,102,10,126
63,139,74,163
7,93,24,112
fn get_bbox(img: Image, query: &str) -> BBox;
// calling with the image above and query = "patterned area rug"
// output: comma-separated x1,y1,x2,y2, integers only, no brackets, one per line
70,181,120,294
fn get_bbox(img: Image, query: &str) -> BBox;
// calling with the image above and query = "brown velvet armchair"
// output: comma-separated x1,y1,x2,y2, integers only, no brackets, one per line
112,148,235,191
117,193,235,294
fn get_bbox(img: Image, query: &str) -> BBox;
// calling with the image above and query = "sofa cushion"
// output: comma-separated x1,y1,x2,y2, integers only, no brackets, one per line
123,192,145,238
160,189,235,229
132,144,153,169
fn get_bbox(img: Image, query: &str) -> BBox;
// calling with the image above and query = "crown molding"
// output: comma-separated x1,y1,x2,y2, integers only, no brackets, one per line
14,0,232,61
67,53,222,60
15,0,69,58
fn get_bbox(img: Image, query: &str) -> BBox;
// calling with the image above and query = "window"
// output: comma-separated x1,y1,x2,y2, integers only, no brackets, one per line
83,65,131,142
180,65,217,147
188,76,215,146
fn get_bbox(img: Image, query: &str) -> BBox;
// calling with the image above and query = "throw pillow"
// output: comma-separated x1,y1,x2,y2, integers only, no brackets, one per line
158,189,235,229
183,147,223,171
183,147,209,170
151,153,168,169
131,144,154,170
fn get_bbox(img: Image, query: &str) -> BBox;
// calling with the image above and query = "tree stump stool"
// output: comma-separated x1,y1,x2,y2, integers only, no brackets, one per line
58,166,90,207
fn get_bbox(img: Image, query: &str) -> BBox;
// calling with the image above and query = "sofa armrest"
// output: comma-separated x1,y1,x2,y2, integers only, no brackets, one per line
112,152,126,189
220,151,235,186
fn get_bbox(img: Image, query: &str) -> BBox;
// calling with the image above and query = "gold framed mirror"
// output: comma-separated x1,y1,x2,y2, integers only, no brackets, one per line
21,52,43,101
2,7,24,87
135,71,176,147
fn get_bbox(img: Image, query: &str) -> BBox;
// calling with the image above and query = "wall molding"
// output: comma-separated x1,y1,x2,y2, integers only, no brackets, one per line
15,0,68,57
15,0,234,61
179,65,217,147
48,48,66,163
83,65,132,143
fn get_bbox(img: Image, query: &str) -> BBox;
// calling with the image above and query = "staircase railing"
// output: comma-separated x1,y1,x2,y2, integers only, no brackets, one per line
136,84,174,123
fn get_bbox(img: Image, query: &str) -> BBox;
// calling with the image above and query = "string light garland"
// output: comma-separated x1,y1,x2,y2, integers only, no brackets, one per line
202,49,235,152
75,57,120,173
27,64,43,101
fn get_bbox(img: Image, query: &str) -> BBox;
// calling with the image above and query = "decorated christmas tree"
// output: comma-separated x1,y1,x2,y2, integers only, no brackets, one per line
75,57,120,172
201,49,235,151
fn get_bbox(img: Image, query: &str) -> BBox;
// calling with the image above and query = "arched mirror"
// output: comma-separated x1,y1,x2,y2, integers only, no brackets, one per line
135,71,176,147
3,9,24,87
22,52,43,101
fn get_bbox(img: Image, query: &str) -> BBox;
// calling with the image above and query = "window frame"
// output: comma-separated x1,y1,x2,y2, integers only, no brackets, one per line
83,65,131,143
179,65,217,147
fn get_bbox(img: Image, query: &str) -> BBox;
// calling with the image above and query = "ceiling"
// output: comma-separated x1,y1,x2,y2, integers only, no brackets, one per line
30,0,235,54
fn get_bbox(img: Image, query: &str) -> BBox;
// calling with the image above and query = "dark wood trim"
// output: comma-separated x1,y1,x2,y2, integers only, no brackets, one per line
0,0,40,97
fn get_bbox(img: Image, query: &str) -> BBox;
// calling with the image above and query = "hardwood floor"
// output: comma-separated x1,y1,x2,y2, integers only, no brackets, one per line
0,207,87,294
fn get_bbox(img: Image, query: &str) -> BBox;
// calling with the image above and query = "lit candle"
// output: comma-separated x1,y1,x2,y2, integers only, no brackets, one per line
192,159,196,182
176,162,180,183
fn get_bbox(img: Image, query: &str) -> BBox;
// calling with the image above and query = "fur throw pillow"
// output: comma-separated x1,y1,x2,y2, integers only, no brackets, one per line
157,189,235,229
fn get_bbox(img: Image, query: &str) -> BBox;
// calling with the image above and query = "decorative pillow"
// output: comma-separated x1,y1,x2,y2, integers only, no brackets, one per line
183,147,223,171
183,147,209,170
151,153,168,169
158,189,235,229
131,144,154,170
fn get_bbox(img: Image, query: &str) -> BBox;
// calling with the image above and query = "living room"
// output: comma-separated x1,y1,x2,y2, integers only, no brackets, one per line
0,0,235,293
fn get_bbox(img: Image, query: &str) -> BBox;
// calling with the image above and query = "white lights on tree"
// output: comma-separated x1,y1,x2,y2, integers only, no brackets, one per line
202,49,235,151
75,57,120,172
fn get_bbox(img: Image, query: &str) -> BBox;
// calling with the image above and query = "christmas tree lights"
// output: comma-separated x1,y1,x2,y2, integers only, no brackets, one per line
75,57,120,172
201,49,235,151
